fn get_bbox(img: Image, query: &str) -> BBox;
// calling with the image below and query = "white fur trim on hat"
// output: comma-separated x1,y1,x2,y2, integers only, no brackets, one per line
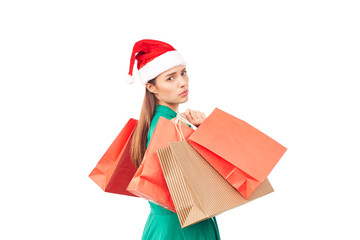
138,50,186,85
124,74,135,84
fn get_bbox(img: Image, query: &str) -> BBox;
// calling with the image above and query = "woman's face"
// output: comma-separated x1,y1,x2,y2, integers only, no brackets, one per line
146,65,189,107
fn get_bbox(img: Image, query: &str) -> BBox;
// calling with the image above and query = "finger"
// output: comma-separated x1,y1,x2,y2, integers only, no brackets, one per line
201,112,206,120
185,109,192,120
191,110,201,120
189,111,201,126
192,111,202,122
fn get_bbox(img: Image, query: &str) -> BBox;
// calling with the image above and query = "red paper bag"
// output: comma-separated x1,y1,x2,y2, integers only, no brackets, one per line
89,118,138,197
188,108,287,199
126,117,194,212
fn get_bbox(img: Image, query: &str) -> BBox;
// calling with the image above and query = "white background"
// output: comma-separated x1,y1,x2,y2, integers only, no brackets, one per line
1,1,359,239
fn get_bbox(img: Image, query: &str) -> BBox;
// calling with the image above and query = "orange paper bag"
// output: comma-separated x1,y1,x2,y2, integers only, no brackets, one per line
188,108,287,199
89,118,138,197
126,117,194,212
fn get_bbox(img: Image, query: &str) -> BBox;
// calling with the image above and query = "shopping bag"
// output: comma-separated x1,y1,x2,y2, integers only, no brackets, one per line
126,116,194,212
89,118,138,197
157,137,274,228
187,108,287,199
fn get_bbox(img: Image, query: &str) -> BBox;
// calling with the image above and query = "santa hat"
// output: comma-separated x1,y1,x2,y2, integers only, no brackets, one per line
125,39,186,85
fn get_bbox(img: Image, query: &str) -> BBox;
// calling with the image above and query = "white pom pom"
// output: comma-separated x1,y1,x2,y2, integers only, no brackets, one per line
124,75,135,84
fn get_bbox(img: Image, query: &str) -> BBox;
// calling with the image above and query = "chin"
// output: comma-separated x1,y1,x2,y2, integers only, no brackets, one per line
180,98,188,103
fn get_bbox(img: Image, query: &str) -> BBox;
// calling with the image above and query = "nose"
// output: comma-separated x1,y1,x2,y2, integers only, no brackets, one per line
178,75,188,87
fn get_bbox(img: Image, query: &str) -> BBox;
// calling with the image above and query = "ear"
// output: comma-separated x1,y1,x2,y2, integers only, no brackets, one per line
146,82,158,94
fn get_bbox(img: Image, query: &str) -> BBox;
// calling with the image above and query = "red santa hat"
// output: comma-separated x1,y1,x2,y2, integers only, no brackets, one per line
125,39,186,85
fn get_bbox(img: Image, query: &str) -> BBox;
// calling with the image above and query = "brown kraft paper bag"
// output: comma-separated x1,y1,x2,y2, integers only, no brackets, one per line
157,139,274,228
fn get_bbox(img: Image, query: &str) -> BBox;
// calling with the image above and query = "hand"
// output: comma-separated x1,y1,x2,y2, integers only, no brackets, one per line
182,109,207,128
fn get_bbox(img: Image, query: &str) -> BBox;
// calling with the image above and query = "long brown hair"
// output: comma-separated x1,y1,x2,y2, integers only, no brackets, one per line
130,78,158,168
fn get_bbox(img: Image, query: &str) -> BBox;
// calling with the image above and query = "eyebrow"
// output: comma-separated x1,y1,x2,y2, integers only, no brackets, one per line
164,68,187,78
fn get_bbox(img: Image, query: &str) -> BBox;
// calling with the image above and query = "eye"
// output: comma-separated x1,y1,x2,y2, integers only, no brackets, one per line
167,76,174,81
181,70,187,75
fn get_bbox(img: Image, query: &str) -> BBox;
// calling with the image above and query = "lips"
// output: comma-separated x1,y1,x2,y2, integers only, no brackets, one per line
180,89,188,96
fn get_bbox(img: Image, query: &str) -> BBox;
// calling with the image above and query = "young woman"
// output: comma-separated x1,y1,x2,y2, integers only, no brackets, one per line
127,39,221,239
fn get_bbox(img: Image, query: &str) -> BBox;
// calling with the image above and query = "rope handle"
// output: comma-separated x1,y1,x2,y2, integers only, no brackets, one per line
173,112,196,141
175,113,197,129
174,120,185,141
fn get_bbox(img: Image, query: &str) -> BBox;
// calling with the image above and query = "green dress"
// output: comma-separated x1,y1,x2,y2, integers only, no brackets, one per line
141,104,221,240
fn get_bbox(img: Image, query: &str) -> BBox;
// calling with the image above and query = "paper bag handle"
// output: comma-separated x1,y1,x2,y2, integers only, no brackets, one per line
175,113,197,129
174,113,194,141
174,121,185,141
